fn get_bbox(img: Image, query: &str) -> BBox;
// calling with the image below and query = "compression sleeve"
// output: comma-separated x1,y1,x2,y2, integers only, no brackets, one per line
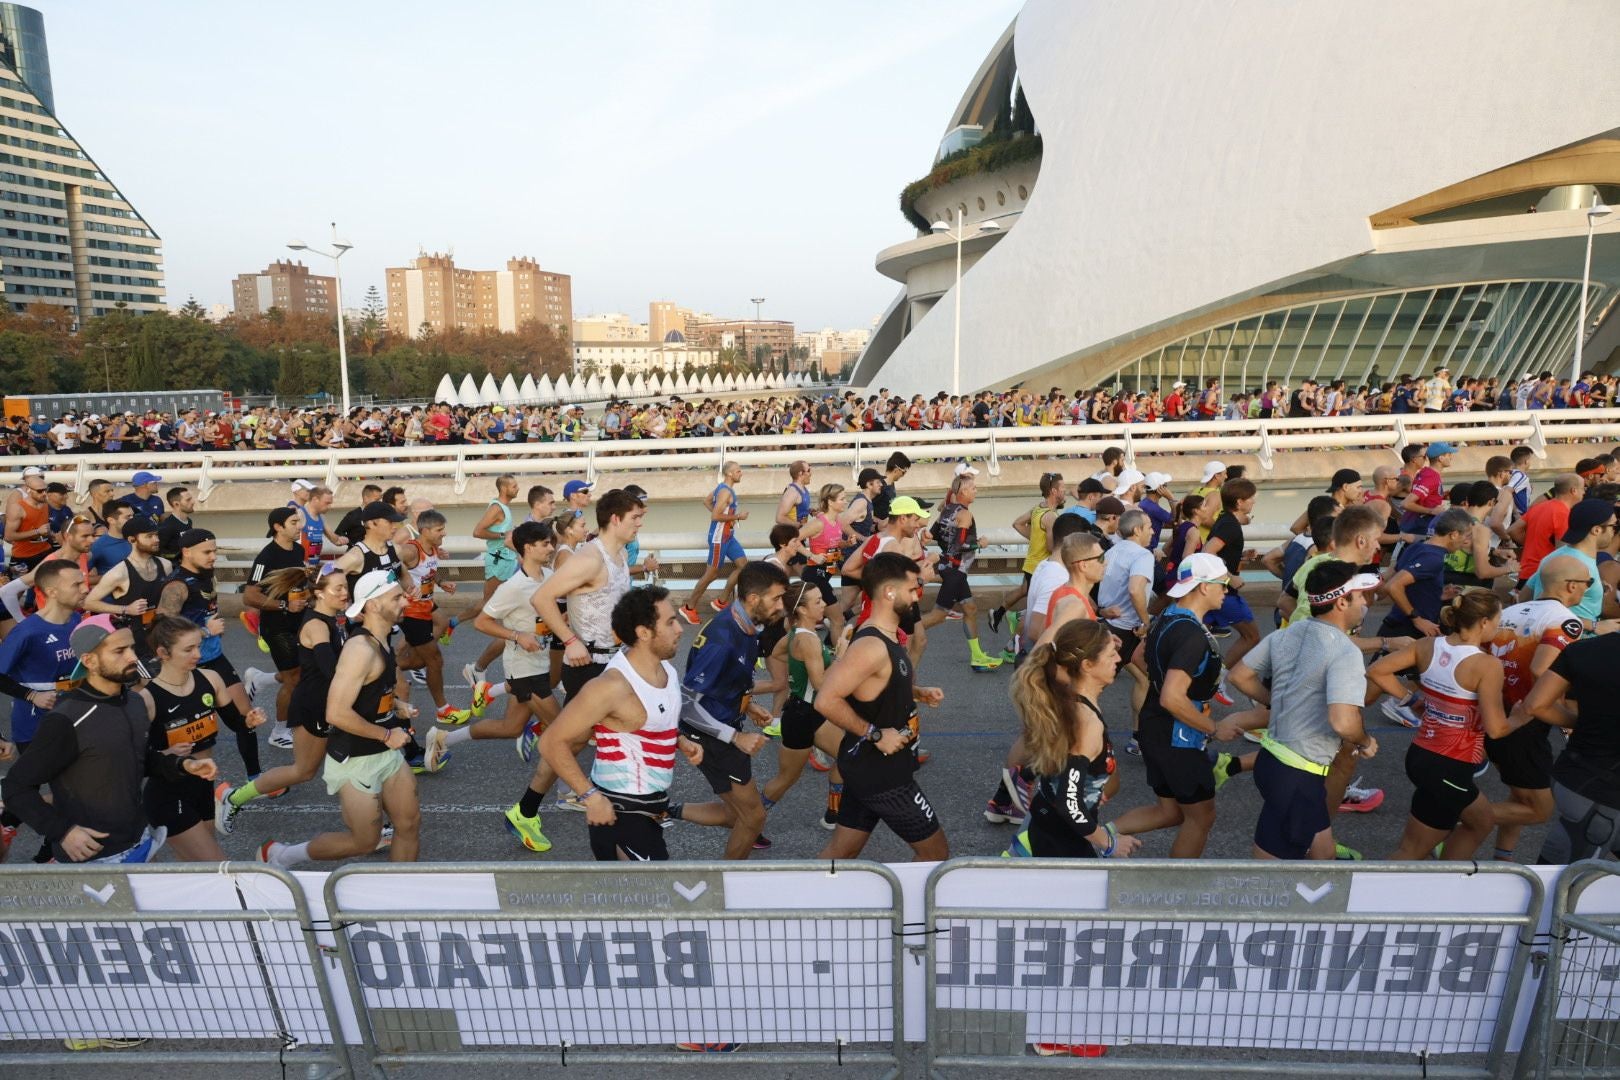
307,637,342,680
0,671,31,702
0,576,28,622
1050,755,1101,835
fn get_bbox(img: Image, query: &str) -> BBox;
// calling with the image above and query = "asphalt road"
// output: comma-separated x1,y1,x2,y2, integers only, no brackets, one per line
0,588,1546,867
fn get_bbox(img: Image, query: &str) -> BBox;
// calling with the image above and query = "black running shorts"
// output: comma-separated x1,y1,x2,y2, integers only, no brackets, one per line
837,780,940,843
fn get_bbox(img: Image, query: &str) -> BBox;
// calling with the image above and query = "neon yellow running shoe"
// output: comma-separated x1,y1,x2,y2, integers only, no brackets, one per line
503,803,551,852
762,721,782,738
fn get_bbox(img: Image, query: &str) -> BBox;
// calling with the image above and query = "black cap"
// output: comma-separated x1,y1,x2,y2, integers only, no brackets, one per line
1077,478,1108,497
123,515,160,537
1562,498,1616,543
267,506,300,537
857,467,884,487
361,501,405,523
1328,468,1362,492
177,527,215,550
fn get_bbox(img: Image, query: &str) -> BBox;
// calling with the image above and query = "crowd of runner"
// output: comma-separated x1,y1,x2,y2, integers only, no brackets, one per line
6,364,1619,456
5,435,1620,885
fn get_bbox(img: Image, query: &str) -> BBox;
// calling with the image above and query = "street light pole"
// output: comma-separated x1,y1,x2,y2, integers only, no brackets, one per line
288,223,354,415
751,297,766,371
1576,193,1613,385
930,215,1002,397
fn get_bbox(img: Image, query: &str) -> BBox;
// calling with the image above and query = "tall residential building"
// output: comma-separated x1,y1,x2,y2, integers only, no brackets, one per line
385,252,571,337
0,4,162,320
686,317,795,364
231,259,336,317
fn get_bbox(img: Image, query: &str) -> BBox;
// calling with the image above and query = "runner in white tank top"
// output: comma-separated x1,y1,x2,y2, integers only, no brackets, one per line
591,650,681,795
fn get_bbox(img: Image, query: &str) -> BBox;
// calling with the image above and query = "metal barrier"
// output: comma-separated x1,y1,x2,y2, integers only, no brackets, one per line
0,862,353,1077
1526,859,1620,1078
923,859,1545,1077
322,860,906,1077
4,407,1616,495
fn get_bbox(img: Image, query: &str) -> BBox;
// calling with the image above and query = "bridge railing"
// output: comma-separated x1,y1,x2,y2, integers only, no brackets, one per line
4,409,1616,499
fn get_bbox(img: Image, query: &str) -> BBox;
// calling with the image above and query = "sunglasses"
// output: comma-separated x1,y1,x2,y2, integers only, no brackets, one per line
1068,554,1105,565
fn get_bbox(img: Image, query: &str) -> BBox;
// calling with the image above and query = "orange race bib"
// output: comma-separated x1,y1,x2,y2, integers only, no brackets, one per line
165,712,218,748
54,676,79,693
376,692,395,719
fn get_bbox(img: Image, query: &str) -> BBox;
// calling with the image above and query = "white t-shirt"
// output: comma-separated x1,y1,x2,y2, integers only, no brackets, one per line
1026,558,1069,624
484,568,551,679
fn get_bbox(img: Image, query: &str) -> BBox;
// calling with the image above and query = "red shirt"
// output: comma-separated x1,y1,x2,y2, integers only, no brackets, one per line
1518,498,1570,580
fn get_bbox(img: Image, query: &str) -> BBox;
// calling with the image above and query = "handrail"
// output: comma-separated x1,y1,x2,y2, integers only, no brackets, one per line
4,409,1615,498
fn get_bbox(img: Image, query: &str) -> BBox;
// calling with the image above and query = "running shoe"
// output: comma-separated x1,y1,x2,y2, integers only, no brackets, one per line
0,822,16,862
1335,842,1364,861
424,727,451,773
248,772,288,799
999,647,1018,664
213,782,243,837
1033,1043,1106,1058
503,803,551,852
517,719,542,763
375,825,394,852
1002,767,1033,813
679,605,700,625
969,656,1002,671
239,609,261,638
988,606,1006,634
460,662,479,691
1125,735,1141,756
808,747,832,773
984,799,1019,824
752,834,772,850
1242,727,1267,745
244,666,267,710
437,617,458,646
821,808,837,831
554,792,587,813
762,720,782,738
1214,686,1236,707
267,724,294,750
435,703,471,726
915,746,931,765
711,598,728,612
471,680,493,717
1338,777,1385,814
1381,697,1423,729
1213,751,1238,792
407,669,427,686
676,1043,741,1053
63,1037,149,1050
945,610,964,621
256,839,277,863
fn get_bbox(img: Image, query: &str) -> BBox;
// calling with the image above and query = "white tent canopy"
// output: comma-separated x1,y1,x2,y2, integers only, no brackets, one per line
433,373,459,405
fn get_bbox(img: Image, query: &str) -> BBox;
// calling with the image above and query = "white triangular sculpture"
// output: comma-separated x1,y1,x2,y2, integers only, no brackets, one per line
725,376,740,392
700,372,714,391
631,374,648,397
519,373,536,401
500,373,520,405
614,374,632,398
586,374,604,399
651,373,667,396
677,373,693,394
536,375,555,403
457,373,479,404
571,373,590,400
477,373,498,404
433,373,458,405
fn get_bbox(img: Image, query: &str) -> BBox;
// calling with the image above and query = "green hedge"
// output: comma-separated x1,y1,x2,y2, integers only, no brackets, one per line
898,133,1042,232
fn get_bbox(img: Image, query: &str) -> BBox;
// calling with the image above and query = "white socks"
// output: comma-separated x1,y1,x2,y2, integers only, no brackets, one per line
267,841,310,869
444,727,474,746
251,669,280,699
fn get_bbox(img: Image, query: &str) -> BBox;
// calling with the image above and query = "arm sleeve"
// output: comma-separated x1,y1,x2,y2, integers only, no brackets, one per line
0,576,29,622
143,743,187,783
0,712,78,841
308,638,343,680
1050,757,1100,835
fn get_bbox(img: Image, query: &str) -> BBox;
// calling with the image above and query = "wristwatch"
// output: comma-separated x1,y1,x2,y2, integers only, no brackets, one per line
865,723,881,743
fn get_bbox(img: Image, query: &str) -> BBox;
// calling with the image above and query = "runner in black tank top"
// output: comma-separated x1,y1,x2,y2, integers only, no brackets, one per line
326,627,403,761
290,610,347,738
817,553,947,860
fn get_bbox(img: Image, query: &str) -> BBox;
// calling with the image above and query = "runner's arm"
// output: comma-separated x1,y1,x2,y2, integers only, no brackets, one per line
1365,640,1425,705
324,640,396,743
470,503,504,541
1524,667,1577,728
774,488,800,526
1157,668,1212,734
813,635,886,738
539,674,615,796
1011,510,1032,539
1473,658,1514,739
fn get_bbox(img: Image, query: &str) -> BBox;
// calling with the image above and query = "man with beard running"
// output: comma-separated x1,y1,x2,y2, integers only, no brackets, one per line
539,585,702,861
817,552,948,862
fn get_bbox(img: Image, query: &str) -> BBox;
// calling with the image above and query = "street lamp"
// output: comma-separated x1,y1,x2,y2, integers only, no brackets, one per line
931,214,1002,396
750,297,766,372
288,223,354,415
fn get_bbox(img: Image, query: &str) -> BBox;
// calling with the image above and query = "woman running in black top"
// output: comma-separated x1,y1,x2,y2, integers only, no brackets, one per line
142,616,265,860
1008,619,1140,858
215,566,349,834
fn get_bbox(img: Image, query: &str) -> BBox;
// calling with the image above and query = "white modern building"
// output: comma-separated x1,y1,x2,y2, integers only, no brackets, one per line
854,0,1620,395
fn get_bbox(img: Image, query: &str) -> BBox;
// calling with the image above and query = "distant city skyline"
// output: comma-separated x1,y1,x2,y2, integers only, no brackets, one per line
37,0,1021,329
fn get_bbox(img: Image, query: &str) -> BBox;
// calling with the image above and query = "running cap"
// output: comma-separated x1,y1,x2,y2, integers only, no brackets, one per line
176,527,214,549
1562,498,1615,543
953,462,980,477
361,501,404,523
69,613,122,655
1115,468,1146,491
1201,460,1227,483
291,479,316,493
20,465,45,478
857,467,884,487
1076,478,1107,497
563,479,593,498
1426,441,1458,458
346,569,402,619
1172,381,1187,389
1328,468,1362,492
123,515,160,537
1167,552,1232,598
887,496,930,518
1143,471,1173,491
131,470,162,486
1095,496,1126,517
267,506,300,536
1307,572,1381,607
623,484,649,504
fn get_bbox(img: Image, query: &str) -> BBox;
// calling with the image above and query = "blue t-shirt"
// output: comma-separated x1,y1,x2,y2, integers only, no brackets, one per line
1141,497,1172,550
118,493,163,521
47,503,72,535
0,611,81,742
682,603,761,727
88,533,132,576
1385,541,1448,631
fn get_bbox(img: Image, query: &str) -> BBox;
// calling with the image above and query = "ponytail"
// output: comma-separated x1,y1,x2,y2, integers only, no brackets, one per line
1437,588,1501,634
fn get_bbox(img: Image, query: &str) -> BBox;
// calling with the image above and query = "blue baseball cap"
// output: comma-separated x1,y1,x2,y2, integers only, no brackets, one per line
563,480,593,498
131,470,162,485
1425,442,1457,459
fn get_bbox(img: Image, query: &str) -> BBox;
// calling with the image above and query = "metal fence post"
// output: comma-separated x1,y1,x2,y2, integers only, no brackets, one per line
1525,859,1620,1079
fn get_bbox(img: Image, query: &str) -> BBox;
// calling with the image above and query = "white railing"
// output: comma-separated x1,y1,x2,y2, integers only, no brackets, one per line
5,409,1617,499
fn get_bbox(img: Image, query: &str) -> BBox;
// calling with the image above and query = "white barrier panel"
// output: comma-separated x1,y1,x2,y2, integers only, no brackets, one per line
925,859,1544,1072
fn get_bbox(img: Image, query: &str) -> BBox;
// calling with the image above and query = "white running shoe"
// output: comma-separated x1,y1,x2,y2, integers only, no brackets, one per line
267,724,294,750
1381,697,1422,729
244,666,267,709
407,669,427,686
424,727,450,774
461,662,478,689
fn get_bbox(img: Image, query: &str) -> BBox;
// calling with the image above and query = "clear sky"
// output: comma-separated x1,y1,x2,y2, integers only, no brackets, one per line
38,0,1021,329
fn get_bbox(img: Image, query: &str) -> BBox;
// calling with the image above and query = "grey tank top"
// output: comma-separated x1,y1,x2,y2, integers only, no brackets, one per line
568,537,631,655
